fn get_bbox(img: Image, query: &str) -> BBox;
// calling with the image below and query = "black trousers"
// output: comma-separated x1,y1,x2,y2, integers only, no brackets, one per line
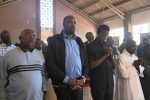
54,86,83,100
90,84,113,100
90,72,114,100
140,77,150,100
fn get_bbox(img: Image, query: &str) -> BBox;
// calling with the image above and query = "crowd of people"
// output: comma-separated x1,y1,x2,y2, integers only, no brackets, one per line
0,15,150,100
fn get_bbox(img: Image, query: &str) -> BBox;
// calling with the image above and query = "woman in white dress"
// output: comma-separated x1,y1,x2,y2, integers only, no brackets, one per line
114,40,145,100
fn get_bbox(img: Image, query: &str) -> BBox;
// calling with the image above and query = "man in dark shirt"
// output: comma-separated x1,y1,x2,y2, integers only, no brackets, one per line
87,24,114,100
141,44,150,100
137,38,150,58
84,32,94,46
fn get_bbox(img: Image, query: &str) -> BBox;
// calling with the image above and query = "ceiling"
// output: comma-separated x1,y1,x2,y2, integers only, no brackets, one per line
0,0,17,7
65,0,150,23
1,0,150,24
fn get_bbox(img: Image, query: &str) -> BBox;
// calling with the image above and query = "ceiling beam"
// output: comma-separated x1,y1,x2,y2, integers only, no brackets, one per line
101,0,125,19
89,0,131,16
67,0,78,4
130,4,150,14
103,4,150,22
80,0,99,10
0,0,18,7
58,0,97,25
103,15,117,22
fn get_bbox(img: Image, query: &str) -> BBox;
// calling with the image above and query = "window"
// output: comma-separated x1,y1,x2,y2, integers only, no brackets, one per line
40,0,53,43
133,23,150,45
109,27,124,45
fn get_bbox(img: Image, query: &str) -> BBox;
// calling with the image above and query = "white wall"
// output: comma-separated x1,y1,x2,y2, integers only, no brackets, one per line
0,0,39,43
54,0,96,42
104,18,123,29
104,9,150,45
132,10,150,25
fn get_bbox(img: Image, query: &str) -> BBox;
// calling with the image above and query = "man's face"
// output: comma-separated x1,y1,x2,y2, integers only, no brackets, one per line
20,31,36,49
1,32,11,44
86,33,94,42
63,17,76,35
98,31,109,41
127,43,136,54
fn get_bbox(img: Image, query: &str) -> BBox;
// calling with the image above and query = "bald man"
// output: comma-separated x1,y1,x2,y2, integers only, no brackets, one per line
46,15,88,100
85,32,94,45
0,30,16,100
1,29,44,100
0,30,16,56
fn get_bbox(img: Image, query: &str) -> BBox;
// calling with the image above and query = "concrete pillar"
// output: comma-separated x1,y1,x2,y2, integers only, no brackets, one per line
35,0,41,38
123,13,132,41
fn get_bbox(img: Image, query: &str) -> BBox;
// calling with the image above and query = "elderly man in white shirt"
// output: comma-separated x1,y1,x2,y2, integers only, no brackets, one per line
1,29,44,100
0,30,16,56
0,30,16,100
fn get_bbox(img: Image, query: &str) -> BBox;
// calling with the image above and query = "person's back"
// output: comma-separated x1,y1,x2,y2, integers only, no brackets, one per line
141,44,150,100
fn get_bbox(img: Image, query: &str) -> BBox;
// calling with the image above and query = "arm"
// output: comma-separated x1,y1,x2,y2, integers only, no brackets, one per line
89,54,110,69
0,55,8,89
45,39,66,83
82,42,89,77
0,56,8,80
88,47,112,70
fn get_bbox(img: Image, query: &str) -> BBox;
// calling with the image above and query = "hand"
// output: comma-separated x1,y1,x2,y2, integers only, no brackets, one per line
72,79,85,90
106,47,113,56
76,79,85,87
67,79,77,87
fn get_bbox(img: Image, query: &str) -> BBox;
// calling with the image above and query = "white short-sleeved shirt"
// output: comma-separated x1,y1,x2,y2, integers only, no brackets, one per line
0,43,16,56
2,47,44,100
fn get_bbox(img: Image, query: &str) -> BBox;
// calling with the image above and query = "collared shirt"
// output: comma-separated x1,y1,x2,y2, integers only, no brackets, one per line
64,33,82,79
0,43,16,100
1,47,44,100
0,43,16,56
87,39,107,61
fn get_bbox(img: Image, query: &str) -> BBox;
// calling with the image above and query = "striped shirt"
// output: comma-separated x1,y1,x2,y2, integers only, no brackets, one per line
1,47,44,100
0,43,16,56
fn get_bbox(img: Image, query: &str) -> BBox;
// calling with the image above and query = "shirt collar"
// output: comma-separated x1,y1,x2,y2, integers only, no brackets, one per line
17,44,34,52
62,31,76,39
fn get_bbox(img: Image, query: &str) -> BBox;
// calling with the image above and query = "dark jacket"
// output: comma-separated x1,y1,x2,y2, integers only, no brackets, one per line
46,33,88,85
143,58,150,78
141,58,150,98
